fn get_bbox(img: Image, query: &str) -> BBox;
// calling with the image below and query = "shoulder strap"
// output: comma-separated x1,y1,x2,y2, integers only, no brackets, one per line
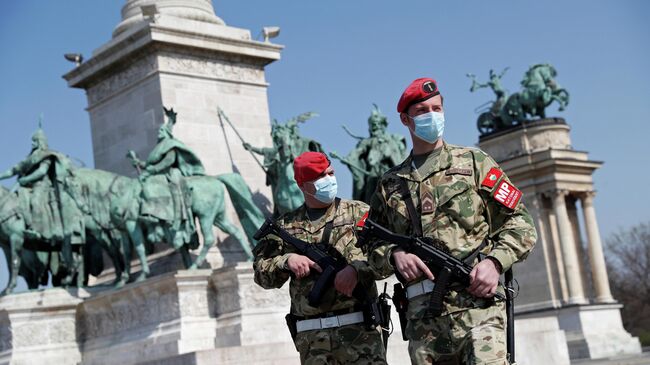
320,197,341,244
398,179,423,237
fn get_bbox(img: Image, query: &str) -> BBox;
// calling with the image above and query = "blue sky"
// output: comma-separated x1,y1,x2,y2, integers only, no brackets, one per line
0,1,648,290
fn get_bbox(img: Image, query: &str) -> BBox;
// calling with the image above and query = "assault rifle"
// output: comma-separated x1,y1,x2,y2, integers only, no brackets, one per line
254,218,368,306
358,218,515,360
254,218,392,348
358,218,505,302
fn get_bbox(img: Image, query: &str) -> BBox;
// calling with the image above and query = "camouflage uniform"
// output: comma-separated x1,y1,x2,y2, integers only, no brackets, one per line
366,142,537,365
253,199,387,365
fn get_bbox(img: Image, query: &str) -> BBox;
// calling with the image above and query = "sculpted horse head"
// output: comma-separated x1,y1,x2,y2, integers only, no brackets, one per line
522,64,557,89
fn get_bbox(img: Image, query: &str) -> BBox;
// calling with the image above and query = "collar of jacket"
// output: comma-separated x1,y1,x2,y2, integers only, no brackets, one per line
395,140,453,182
287,201,339,235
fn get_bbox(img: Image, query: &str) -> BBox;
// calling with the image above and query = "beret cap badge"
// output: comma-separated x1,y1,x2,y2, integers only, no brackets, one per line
422,80,437,94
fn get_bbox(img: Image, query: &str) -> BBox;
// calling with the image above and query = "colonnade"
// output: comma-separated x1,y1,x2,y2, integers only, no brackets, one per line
544,190,614,304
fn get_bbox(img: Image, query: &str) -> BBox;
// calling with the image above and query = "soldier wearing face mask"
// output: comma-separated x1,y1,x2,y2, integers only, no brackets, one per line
364,78,537,364
253,151,387,365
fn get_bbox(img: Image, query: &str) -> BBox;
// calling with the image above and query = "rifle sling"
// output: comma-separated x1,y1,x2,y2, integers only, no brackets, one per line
399,179,423,237
318,198,341,245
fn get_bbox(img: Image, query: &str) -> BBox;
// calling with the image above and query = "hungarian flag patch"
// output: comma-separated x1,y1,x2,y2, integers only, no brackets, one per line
481,168,503,188
356,212,369,227
492,180,522,209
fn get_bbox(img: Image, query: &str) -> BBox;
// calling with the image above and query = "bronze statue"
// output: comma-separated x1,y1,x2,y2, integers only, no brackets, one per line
468,64,570,135
0,109,266,293
0,124,87,287
238,111,322,216
331,104,407,203
129,107,205,249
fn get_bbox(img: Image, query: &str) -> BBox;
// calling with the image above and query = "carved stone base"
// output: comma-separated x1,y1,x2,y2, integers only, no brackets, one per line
0,288,84,365
79,269,219,365
515,311,571,365
0,264,306,365
557,304,642,360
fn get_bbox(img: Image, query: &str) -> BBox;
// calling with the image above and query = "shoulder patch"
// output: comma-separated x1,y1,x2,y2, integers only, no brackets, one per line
481,167,502,188
356,211,369,227
492,180,522,209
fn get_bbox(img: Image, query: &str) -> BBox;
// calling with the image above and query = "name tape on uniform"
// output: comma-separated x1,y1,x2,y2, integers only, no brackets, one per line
492,180,522,209
481,167,503,189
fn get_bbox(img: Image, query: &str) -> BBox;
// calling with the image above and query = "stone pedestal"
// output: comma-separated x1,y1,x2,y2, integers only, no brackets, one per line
0,267,415,365
0,289,84,365
478,118,641,361
557,304,642,360
79,270,219,365
515,314,571,365
1,266,313,365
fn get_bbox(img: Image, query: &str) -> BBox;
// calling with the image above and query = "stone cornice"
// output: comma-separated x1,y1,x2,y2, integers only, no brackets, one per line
63,18,283,89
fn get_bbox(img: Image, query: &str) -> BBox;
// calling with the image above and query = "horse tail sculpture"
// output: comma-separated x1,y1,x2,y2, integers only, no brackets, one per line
214,173,266,248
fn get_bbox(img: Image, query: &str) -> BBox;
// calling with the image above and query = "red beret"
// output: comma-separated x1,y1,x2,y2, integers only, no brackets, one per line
397,78,440,114
293,151,331,186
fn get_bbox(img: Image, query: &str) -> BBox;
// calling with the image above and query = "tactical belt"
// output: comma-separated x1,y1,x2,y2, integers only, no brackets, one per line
296,311,365,332
406,280,436,300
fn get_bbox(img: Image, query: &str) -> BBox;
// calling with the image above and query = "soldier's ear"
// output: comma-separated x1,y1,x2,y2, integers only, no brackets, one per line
399,113,410,127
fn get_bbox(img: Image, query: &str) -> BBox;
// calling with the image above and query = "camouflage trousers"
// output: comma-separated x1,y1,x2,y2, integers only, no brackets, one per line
406,301,508,365
294,324,387,364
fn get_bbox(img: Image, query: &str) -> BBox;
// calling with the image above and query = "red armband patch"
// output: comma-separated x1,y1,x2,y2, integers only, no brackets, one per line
356,212,369,227
492,180,522,209
481,168,503,189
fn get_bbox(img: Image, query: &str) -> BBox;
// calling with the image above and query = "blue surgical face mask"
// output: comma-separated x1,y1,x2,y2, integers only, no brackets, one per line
308,175,338,204
409,111,445,144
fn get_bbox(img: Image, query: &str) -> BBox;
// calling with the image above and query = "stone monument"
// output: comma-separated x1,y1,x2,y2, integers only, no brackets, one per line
63,0,281,270
478,118,642,362
1,2,412,364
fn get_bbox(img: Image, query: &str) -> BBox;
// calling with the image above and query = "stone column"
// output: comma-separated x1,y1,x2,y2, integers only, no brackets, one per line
551,190,587,304
580,192,615,303
566,195,593,299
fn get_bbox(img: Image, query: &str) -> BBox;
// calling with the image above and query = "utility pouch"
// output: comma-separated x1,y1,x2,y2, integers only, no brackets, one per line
377,283,392,350
362,301,381,329
392,282,409,341
285,313,298,347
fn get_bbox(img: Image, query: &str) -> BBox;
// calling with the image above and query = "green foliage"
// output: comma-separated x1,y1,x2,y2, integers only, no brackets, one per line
638,330,650,347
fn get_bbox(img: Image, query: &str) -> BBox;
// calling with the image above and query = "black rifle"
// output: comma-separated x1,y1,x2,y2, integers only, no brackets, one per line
255,218,368,306
255,218,392,348
359,218,505,309
359,218,515,354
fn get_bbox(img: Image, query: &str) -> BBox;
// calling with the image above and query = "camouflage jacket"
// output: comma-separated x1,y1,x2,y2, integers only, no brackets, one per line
366,142,537,317
253,199,380,317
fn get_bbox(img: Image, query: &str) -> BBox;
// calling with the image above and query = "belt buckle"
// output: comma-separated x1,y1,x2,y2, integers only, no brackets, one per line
320,316,340,329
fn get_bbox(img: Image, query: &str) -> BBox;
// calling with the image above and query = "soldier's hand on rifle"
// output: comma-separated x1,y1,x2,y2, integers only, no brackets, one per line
467,259,500,298
287,253,322,279
243,142,252,151
392,249,435,282
334,265,358,297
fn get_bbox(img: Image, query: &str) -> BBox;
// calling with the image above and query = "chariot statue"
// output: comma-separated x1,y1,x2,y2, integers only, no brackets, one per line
468,64,570,135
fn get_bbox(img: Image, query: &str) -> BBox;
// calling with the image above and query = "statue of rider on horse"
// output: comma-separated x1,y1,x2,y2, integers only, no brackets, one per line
467,63,570,135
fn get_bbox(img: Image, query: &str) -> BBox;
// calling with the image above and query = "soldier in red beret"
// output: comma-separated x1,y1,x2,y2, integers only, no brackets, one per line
365,78,537,364
253,151,387,364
